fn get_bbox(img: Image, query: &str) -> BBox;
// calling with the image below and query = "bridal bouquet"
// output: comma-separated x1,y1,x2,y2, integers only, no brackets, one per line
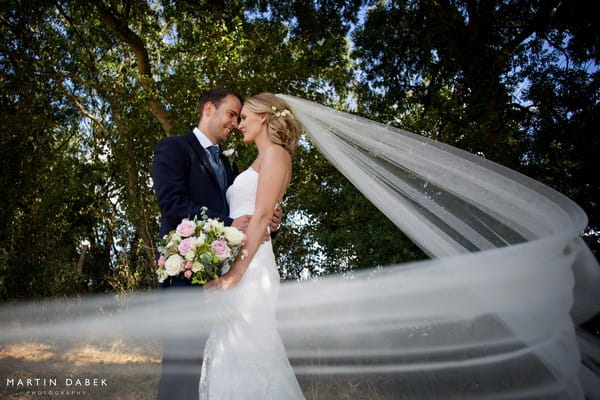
156,211,245,285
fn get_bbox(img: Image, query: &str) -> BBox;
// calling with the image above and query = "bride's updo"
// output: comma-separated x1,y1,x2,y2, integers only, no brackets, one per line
244,93,301,157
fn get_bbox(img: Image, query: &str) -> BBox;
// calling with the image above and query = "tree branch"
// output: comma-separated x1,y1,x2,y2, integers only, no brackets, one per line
95,3,175,135
44,69,126,95
498,0,561,64
58,80,111,137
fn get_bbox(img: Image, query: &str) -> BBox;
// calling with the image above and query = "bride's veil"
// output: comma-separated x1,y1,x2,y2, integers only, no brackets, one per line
1,95,599,398
274,94,600,398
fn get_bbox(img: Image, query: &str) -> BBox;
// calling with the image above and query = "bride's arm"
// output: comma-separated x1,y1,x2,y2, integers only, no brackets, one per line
209,145,291,289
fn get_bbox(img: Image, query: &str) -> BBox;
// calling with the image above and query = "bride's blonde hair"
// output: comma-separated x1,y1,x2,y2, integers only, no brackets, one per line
244,93,301,157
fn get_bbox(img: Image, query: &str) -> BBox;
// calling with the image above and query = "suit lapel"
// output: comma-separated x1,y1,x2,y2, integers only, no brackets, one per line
185,132,222,190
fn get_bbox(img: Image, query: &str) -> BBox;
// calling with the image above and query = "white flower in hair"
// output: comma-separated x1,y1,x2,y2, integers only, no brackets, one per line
271,105,292,119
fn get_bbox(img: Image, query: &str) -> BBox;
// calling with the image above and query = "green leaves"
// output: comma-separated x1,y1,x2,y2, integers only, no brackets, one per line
4,0,596,298
0,0,373,296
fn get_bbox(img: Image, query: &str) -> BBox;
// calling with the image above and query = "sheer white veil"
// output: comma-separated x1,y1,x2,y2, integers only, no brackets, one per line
276,94,600,398
1,95,599,399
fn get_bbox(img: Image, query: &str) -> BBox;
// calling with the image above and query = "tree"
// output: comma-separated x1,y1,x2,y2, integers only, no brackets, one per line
352,0,600,248
0,1,111,297
4,0,422,296
518,0,600,244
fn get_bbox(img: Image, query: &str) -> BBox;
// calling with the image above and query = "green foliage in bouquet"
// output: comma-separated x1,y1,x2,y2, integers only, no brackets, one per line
156,209,245,285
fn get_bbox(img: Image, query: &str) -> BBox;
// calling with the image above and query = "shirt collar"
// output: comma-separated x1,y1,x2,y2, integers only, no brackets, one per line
193,127,217,149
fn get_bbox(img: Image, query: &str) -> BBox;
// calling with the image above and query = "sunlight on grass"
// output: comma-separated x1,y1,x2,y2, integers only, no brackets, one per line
0,340,161,365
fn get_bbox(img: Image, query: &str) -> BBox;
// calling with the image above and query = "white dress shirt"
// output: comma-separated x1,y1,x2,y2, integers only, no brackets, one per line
193,127,218,151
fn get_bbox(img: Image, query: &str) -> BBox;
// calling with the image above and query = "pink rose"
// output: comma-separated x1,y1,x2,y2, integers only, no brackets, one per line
185,261,193,269
211,240,231,261
176,219,196,237
178,237,195,256
157,255,165,268
183,269,193,279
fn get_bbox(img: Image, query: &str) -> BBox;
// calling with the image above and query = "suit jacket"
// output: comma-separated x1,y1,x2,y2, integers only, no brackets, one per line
152,131,237,239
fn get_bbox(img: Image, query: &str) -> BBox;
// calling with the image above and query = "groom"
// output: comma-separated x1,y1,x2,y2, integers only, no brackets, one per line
152,88,282,399
153,88,249,257
152,88,245,400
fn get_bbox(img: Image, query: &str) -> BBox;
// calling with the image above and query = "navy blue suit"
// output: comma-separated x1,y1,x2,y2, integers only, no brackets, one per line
153,131,237,238
152,131,236,399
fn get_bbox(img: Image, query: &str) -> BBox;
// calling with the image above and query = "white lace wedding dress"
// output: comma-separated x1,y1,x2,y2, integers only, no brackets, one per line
199,167,305,399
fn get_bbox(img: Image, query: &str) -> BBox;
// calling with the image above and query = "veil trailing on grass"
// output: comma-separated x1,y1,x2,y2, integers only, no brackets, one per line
1,96,599,399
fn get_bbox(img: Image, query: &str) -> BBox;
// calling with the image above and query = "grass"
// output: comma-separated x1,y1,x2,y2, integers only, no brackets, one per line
1,339,563,399
0,341,408,399
0,339,161,399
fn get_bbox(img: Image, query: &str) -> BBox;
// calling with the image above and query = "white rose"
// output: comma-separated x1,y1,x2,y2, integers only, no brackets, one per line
164,254,184,276
223,226,245,246
185,250,196,261
191,261,204,273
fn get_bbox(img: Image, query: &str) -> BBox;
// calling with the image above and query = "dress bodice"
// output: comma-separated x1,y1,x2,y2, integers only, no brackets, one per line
227,168,258,218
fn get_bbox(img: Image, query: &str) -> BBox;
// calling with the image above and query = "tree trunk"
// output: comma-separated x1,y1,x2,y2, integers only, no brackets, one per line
109,98,157,269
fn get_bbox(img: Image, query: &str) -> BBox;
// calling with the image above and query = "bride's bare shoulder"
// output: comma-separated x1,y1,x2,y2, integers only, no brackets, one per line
263,144,291,164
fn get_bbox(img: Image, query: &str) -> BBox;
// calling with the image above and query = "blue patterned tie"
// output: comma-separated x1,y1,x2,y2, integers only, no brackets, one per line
207,145,226,191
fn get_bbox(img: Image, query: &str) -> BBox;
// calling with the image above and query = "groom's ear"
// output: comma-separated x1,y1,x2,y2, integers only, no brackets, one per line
203,102,215,118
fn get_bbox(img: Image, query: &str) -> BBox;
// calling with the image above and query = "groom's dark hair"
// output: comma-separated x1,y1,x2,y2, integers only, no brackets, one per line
198,88,243,121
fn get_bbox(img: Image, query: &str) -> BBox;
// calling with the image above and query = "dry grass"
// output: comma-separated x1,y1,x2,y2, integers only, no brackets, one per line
0,339,161,399
2,340,553,399
0,341,399,399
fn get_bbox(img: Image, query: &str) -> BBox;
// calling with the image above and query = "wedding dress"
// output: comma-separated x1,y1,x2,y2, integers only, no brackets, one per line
199,167,305,399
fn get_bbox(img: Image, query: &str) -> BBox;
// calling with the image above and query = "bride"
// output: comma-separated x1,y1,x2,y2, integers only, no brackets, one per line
200,93,305,399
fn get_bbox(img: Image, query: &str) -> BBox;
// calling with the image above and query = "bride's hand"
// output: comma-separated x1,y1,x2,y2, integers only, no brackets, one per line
203,279,219,291
204,271,241,290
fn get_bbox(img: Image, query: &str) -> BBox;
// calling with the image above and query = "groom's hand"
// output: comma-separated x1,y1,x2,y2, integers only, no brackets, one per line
232,214,252,232
233,214,270,243
269,205,282,233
